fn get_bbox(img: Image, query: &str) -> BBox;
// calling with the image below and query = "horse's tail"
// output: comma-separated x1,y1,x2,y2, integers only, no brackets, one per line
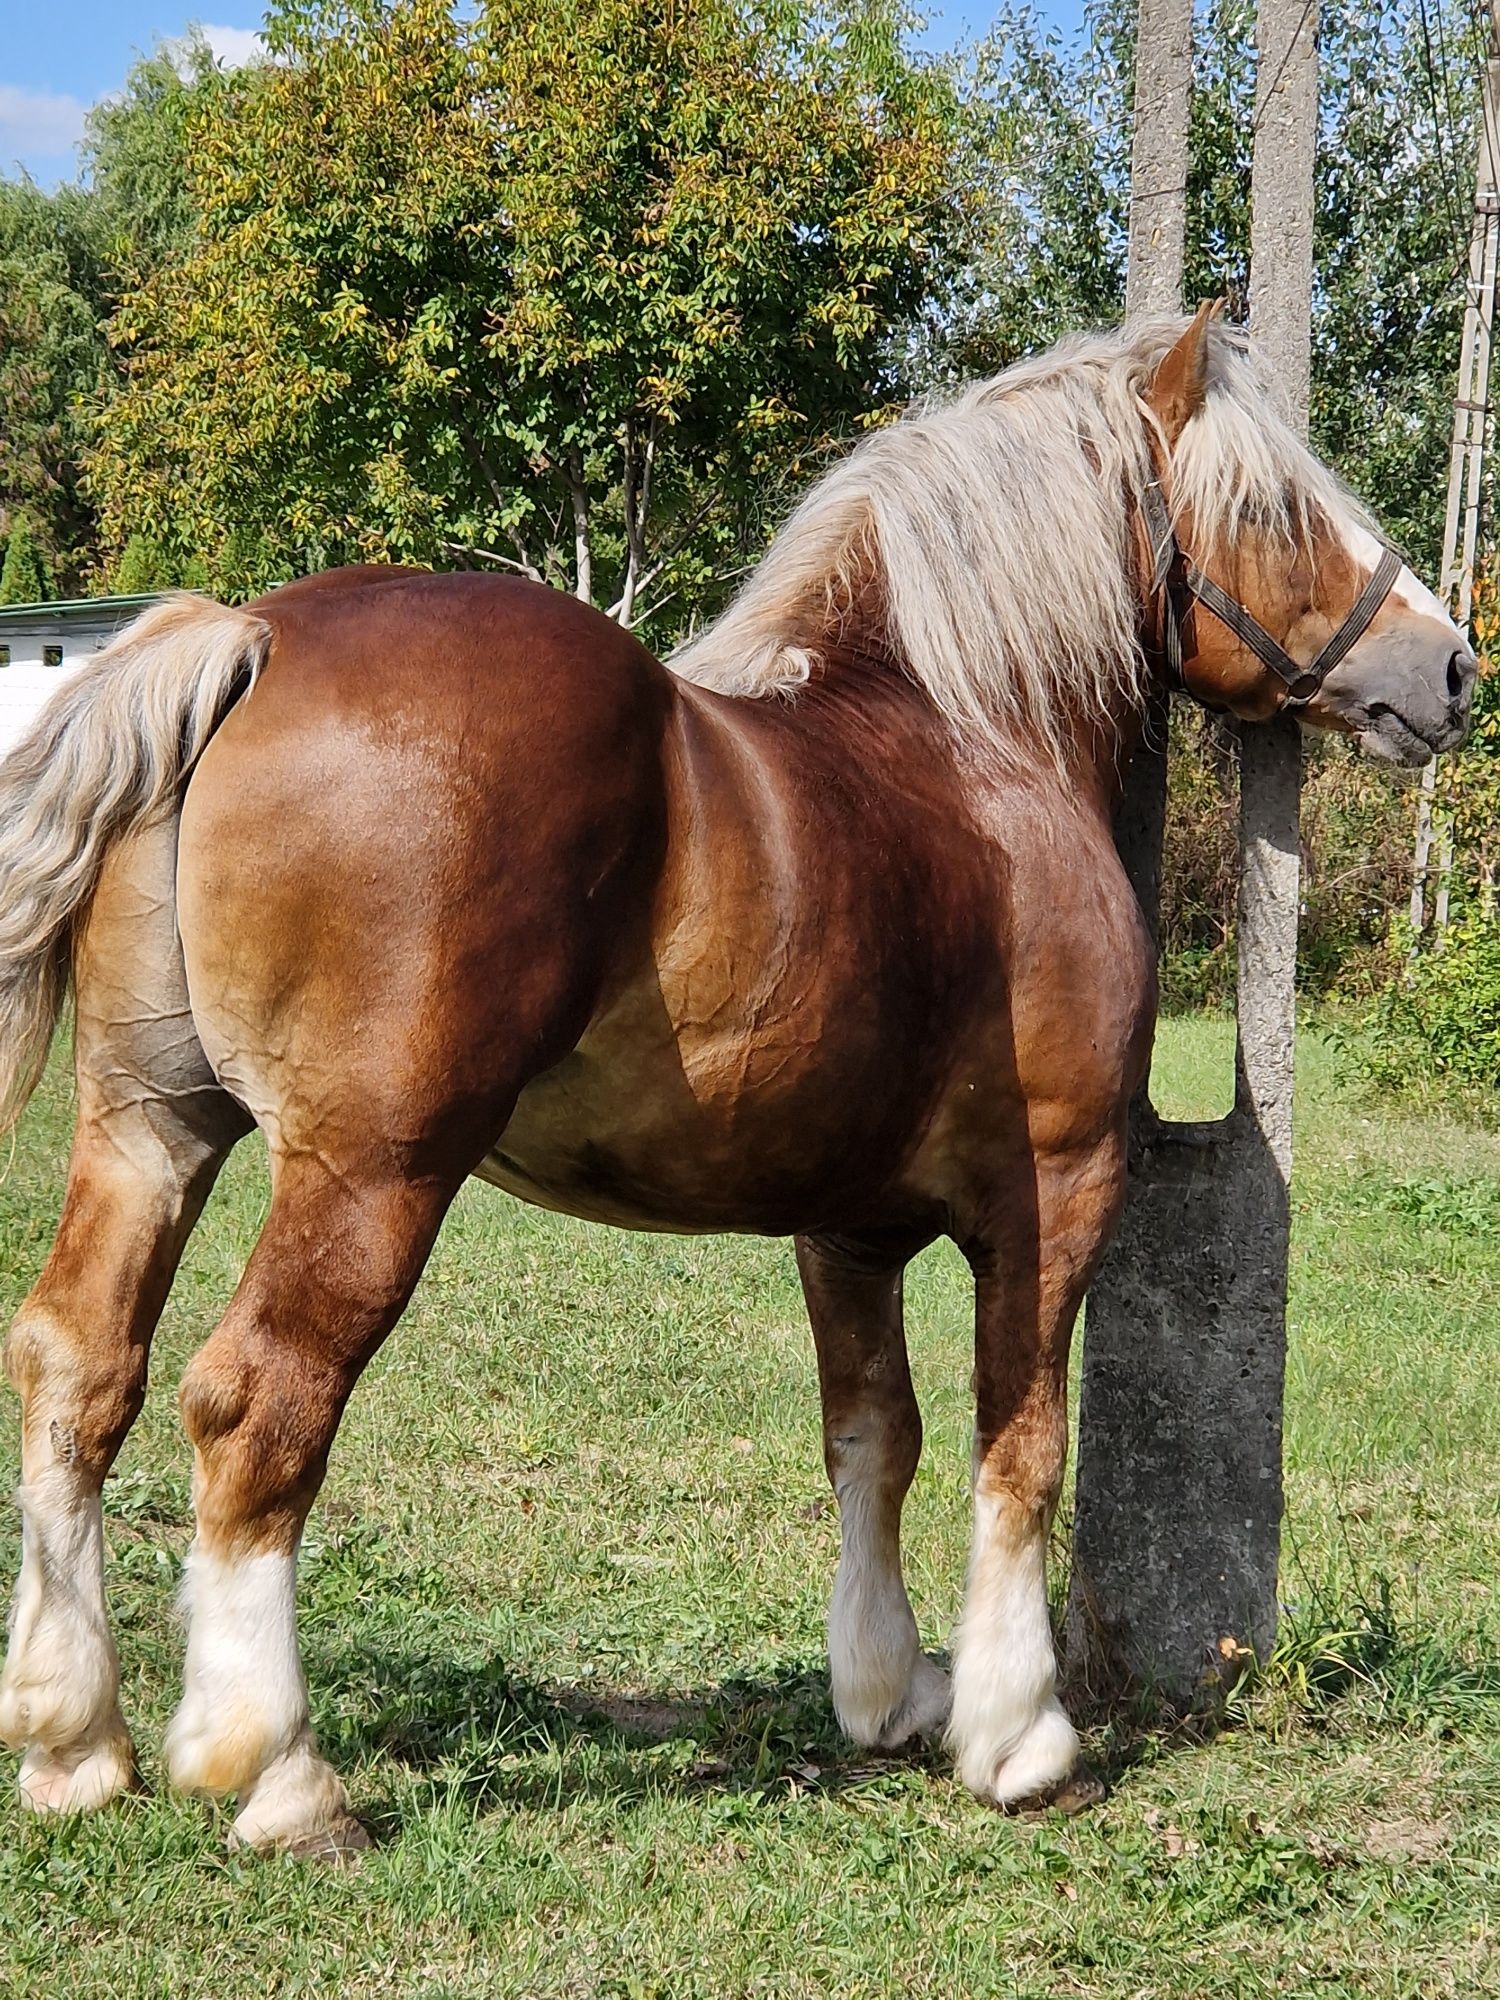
0,593,271,1133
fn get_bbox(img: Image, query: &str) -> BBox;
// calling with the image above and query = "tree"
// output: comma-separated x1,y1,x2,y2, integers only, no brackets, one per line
81,35,234,287
943,0,1476,570
927,0,1132,382
0,34,233,591
0,518,57,604
92,0,971,629
0,183,111,592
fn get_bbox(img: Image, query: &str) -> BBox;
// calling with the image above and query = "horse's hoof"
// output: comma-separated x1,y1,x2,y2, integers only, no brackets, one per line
229,1809,374,1864
872,1656,951,1751
18,1733,137,1815
838,1652,952,1752
281,1814,375,1866
955,1696,1082,1808
1006,1763,1107,1819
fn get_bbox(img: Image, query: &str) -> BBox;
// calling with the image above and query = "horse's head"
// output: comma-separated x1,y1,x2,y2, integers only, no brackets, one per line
1142,305,1475,766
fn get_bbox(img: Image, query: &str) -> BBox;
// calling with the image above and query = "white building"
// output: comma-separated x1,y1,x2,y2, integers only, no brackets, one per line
0,596,159,757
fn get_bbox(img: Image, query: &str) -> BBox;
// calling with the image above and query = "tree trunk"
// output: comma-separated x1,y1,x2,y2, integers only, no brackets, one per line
568,453,592,605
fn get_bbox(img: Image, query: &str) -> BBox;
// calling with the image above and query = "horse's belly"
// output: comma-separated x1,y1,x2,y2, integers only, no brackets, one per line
475,1053,774,1232
472,972,864,1234
472,1133,712,1232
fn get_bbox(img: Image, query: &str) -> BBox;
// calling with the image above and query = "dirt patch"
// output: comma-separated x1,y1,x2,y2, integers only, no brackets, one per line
1363,1814,1452,1863
566,1690,706,1740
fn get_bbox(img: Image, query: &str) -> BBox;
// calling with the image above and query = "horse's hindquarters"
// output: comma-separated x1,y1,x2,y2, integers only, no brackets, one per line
176,571,676,1181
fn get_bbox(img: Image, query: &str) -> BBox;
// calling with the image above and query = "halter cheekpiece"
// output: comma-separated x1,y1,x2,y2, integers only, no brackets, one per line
1140,476,1402,708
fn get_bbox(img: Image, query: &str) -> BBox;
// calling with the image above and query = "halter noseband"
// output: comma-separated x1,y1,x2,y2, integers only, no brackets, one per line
1139,476,1402,709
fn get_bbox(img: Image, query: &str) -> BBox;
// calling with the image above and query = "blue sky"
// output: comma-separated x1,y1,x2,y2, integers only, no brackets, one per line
1,2,1090,187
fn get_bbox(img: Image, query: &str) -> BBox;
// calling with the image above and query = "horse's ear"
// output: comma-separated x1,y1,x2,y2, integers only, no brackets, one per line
1144,299,1224,445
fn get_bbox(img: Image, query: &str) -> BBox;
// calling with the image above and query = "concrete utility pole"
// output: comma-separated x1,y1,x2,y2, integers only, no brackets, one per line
1109,0,1194,937
1070,0,1317,1701
1126,0,1193,319
1413,0,1500,930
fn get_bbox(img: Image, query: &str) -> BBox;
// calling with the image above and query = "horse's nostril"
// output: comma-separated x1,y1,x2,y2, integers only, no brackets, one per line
1447,648,1477,704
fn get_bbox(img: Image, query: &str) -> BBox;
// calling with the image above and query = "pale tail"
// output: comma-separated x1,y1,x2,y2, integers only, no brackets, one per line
0,594,271,1133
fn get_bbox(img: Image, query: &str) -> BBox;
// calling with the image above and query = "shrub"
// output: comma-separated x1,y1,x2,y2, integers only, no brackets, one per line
1346,913,1500,1106
109,534,212,595
110,533,175,594
1156,712,1414,1013
0,516,55,604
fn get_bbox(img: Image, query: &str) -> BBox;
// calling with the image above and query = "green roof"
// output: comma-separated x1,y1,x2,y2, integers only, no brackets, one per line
0,594,160,626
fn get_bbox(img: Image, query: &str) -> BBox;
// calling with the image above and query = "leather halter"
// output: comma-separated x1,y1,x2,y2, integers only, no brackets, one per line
1139,475,1402,708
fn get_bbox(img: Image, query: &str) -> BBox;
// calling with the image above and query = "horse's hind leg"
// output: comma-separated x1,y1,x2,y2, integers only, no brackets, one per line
166,1155,455,1855
0,826,244,1811
796,1232,949,1750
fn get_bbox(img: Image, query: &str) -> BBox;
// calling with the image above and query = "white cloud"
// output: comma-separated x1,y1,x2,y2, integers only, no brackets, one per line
0,83,89,163
198,24,268,68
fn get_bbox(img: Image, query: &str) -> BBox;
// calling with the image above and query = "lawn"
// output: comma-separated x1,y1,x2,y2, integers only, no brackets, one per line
0,1018,1496,1998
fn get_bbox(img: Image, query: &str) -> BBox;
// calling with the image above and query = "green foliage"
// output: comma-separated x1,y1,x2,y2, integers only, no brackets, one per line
108,532,206,594
93,0,970,625
81,36,232,286
931,0,1131,379
1385,1172,1500,1236
1233,1570,1500,1733
1348,914,1500,1107
1153,710,1415,1013
109,534,171,595
0,35,231,591
1159,707,1238,1011
1314,5,1482,574
941,0,1474,576
0,517,55,605
0,183,110,592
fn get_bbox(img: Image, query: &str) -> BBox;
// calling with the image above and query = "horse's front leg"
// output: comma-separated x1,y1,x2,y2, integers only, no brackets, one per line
796,1231,949,1751
948,1138,1125,1806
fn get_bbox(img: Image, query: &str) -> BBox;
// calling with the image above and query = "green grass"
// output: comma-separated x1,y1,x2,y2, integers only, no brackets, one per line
0,1018,1497,1998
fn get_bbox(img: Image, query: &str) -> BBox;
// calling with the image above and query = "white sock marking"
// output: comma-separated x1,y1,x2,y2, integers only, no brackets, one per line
0,1464,120,1754
948,1483,1078,1803
168,1544,307,1794
826,1435,948,1747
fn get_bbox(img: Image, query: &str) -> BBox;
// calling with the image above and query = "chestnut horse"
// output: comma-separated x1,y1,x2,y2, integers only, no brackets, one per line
0,311,1472,1855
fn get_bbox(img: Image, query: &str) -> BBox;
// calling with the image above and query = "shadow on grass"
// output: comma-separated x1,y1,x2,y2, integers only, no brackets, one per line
305,1564,1500,1842
309,1631,947,1833
305,1629,1229,1841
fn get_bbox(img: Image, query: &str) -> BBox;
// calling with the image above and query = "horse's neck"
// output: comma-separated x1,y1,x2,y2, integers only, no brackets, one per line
1068,693,1153,820
781,631,1153,825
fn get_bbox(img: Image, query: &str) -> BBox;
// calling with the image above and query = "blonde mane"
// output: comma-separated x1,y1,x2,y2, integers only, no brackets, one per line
670,315,1371,766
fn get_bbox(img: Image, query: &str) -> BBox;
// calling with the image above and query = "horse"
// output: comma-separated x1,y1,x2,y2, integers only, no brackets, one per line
0,308,1472,1857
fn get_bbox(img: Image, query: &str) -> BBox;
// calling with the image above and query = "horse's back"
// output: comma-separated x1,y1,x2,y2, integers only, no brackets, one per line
242,564,677,750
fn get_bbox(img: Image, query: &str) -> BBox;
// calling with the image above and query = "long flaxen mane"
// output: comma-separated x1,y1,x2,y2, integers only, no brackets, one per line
671,315,1372,766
